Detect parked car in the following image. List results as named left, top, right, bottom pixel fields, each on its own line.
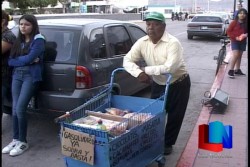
left=4, top=18, right=149, bottom=116
left=188, top=11, right=204, bottom=19
left=188, top=13, right=196, bottom=19
left=229, top=12, right=234, bottom=20
left=210, top=12, right=232, bottom=34
left=187, top=14, right=229, bottom=39
left=210, top=12, right=230, bottom=20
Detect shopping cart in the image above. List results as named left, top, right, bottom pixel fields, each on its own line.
left=55, top=68, right=172, bottom=167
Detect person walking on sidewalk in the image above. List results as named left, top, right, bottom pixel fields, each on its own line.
left=171, top=12, right=175, bottom=21
left=227, top=8, right=248, bottom=78
left=123, top=11, right=191, bottom=155
left=2, top=10, right=16, bottom=118
left=2, top=14, right=45, bottom=156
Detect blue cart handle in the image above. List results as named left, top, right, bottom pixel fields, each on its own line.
left=109, top=68, right=172, bottom=107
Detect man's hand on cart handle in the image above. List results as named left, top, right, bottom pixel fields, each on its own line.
left=138, top=72, right=150, bottom=84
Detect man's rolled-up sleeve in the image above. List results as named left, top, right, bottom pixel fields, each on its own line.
left=123, top=40, right=144, bottom=77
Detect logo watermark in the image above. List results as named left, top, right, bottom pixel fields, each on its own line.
left=198, top=121, right=232, bottom=152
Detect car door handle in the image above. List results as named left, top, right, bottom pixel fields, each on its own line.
left=95, top=63, right=100, bottom=70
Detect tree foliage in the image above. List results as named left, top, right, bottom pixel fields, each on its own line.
left=30, top=0, right=58, bottom=8
left=7, top=0, right=58, bottom=9
left=8, top=0, right=30, bottom=9
left=58, top=0, right=69, bottom=5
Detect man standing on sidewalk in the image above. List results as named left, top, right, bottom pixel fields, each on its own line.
left=123, top=11, right=191, bottom=155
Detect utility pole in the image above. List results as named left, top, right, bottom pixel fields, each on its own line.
left=175, top=0, right=177, bottom=12
left=194, top=0, right=197, bottom=13
left=207, top=0, right=210, bottom=12
left=79, top=0, right=81, bottom=13
left=192, top=0, right=197, bottom=13
left=233, top=0, right=236, bottom=13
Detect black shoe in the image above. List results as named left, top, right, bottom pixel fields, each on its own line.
left=228, top=70, right=235, bottom=79
left=234, top=69, right=246, bottom=76
left=164, top=145, right=173, bottom=155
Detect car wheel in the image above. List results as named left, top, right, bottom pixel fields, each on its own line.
left=111, top=86, right=121, bottom=95
left=187, top=34, right=193, bottom=39
left=111, top=89, right=118, bottom=95
left=3, top=106, right=12, bottom=115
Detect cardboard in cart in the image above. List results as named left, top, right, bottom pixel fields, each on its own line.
left=61, top=127, right=95, bottom=165
left=86, top=110, right=126, bottom=122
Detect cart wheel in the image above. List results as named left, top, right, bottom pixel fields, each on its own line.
left=157, top=156, right=166, bottom=167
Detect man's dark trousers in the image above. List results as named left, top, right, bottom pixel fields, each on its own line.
left=151, top=75, right=191, bottom=146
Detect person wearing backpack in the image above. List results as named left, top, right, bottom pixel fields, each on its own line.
left=2, top=14, right=45, bottom=156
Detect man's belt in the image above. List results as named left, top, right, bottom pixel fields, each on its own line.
left=171, top=73, right=189, bottom=85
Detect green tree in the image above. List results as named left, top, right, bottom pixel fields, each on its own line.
left=30, top=0, right=58, bottom=8
left=8, top=0, right=57, bottom=9
left=8, top=0, right=30, bottom=9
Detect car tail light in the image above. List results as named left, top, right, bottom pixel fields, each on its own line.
left=76, top=66, right=92, bottom=89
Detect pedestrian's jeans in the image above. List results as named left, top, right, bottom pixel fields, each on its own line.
left=12, top=67, right=38, bottom=143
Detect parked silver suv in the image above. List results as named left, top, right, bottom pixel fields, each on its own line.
left=4, top=19, right=148, bottom=116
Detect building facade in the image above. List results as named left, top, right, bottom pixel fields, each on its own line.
left=81, top=0, right=148, bottom=13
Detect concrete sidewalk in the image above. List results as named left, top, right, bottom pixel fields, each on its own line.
left=177, top=47, right=248, bottom=167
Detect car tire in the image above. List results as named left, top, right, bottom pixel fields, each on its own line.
left=187, top=34, right=193, bottom=39
left=111, top=90, right=118, bottom=95
left=3, top=106, right=12, bottom=115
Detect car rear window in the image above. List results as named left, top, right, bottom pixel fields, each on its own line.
left=192, top=16, right=223, bottom=23
left=40, top=28, right=80, bottom=62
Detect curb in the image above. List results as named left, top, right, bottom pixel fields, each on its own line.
left=176, top=45, right=232, bottom=167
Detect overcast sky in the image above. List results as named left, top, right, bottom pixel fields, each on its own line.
left=148, top=0, right=248, bottom=12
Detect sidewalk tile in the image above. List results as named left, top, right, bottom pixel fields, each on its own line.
left=228, top=157, right=247, bottom=167
left=193, top=159, right=212, bottom=167
left=211, top=162, right=229, bottom=167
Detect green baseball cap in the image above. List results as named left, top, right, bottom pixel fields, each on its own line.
left=144, top=11, right=165, bottom=23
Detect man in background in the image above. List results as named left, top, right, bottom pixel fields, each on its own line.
left=234, top=3, right=242, bottom=19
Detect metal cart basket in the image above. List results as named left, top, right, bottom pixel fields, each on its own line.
left=56, top=68, right=172, bottom=167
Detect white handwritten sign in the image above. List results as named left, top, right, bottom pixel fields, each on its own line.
left=61, top=127, right=95, bottom=165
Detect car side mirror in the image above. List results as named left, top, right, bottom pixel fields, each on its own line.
left=225, top=20, right=229, bottom=24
